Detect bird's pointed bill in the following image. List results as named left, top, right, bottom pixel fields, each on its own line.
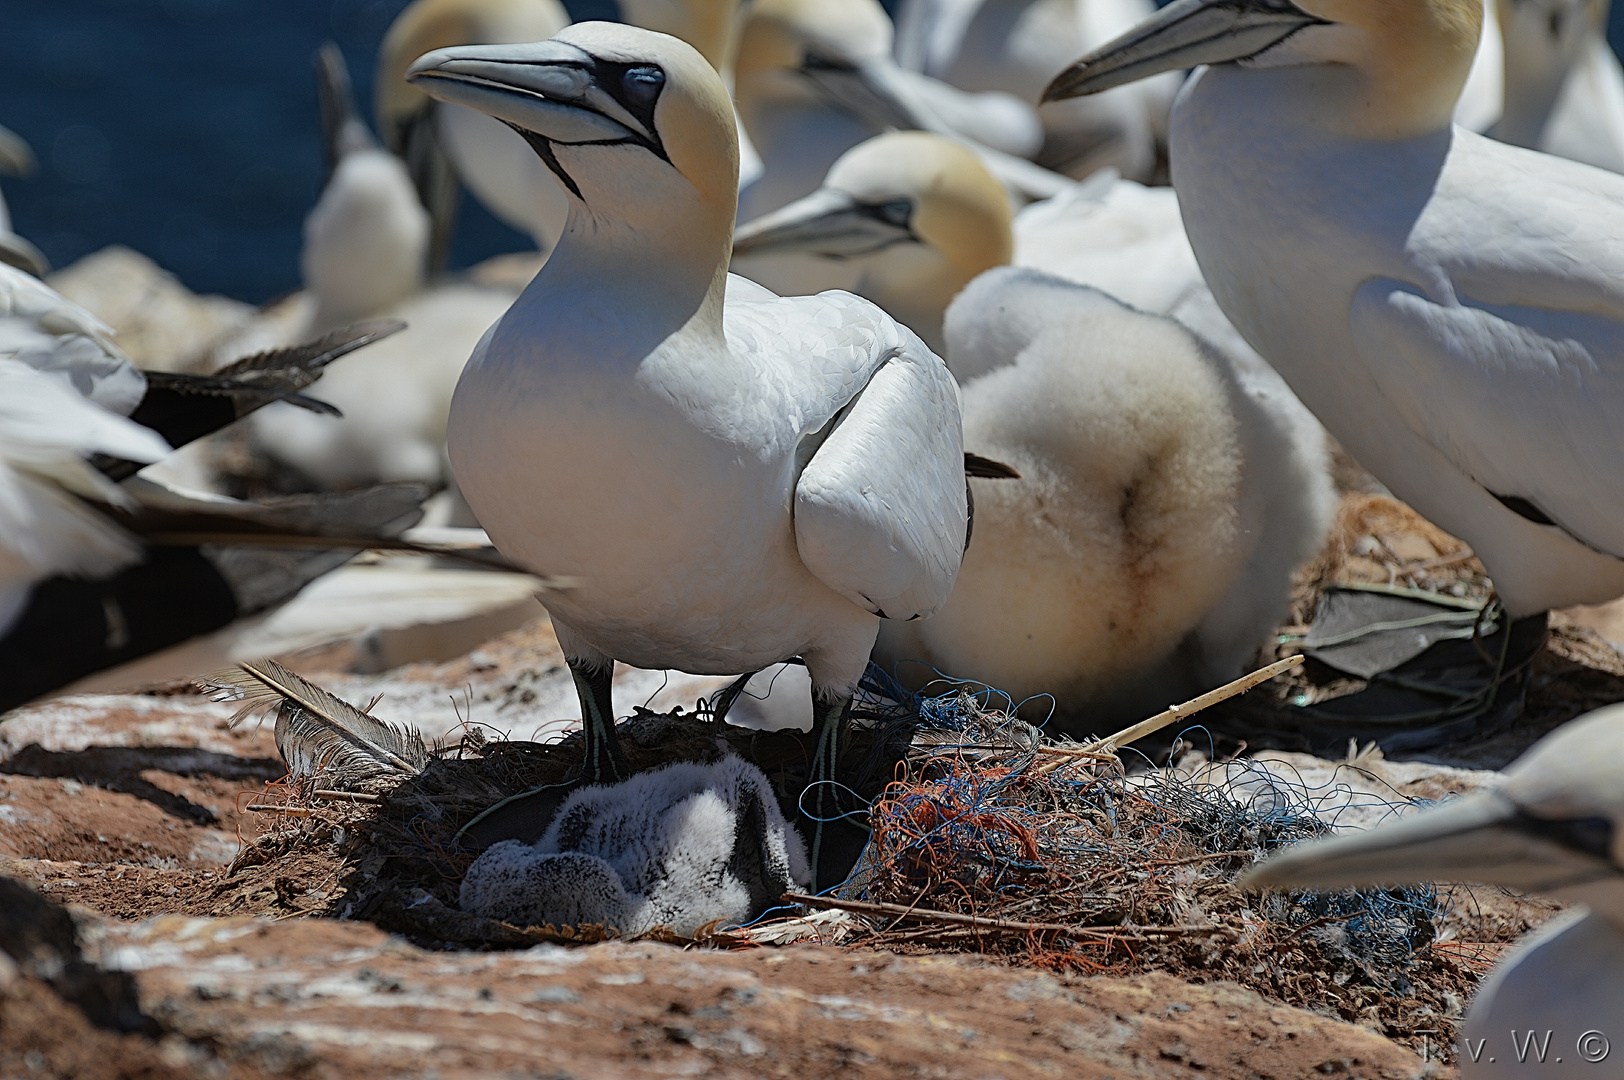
left=1238, top=790, right=1620, bottom=896
left=1042, top=0, right=1327, bottom=102
left=407, top=40, right=660, bottom=150
left=800, top=57, right=933, bottom=134
left=0, top=232, right=49, bottom=279
left=0, top=124, right=36, bottom=177
left=733, top=189, right=915, bottom=260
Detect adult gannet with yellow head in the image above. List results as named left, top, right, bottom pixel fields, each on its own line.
left=407, top=25, right=968, bottom=878
left=1045, top=0, right=1624, bottom=620
left=735, top=132, right=1333, bottom=725
left=1241, top=704, right=1624, bottom=1076
left=733, top=0, right=1071, bottom=222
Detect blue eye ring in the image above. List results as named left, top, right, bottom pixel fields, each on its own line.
left=622, top=65, right=665, bottom=108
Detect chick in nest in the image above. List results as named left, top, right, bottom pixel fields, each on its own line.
left=459, top=755, right=809, bottom=937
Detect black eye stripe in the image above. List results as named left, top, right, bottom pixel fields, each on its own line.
left=489, top=57, right=671, bottom=164
left=802, top=51, right=858, bottom=74
left=866, top=199, right=913, bottom=228
left=591, top=58, right=669, bottom=160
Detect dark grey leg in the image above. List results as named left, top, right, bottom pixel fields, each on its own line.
left=802, top=691, right=851, bottom=886
left=569, top=657, right=628, bottom=785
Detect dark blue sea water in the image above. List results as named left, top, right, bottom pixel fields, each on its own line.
left=3, top=2, right=1622, bottom=304
left=0, top=0, right=615, bottom=302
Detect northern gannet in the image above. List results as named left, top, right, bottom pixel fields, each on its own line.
left=307, top=44, right=432, bottom=335
left=1493, top=0, right=1624, bottom=172
left=408, top=24, right=967, bottom=880
left=377, top=0, right=574, bottom=270
left=733, top=0, right=1069, bottom=222
left=1241, top=703, right=1624, bottom=1077
left=378, top=0, right=754, bottom=273
left=1046, top=0, right=1624, bottom=618
left=0, top=124, right=47, bottom=278
left=892, top=0, right=1181, bottom=181
left=248, top=45, right=520, bottom=495
left=733, top=133, right=1332, bottom=723
left=735, top=132, right=1014, bottom=353
left=0, top=261, right=424, bottom=708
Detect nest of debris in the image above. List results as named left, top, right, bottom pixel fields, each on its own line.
left=217, top=673, right=913, bottom=949
left=796, top=686, right=1480, bottom=1058
left=202, top=655, right=1519, bottom=1061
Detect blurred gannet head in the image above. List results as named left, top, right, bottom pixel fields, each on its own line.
left=1241, top=703, right=1624, bottom=925
left=409, top=24, right=740, bottom=266
left=735, top=0, right=895, bottom=77
left=732, top=132, right=1011, bottom=350
left=734, top=0, right=903, bottom=127
left=1044, top=0, right=1485, bottom=139
left=619, top=0, right=743, bottom=71
left=376, top=0, right=572, bottom=149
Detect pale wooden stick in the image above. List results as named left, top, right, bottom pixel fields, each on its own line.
left=1036, top=654, right=1303, bottom=775
left=245, top=803, right=316, bottom=817
left=782, top=892, right=1234, bottom=942
left=311, top=789, right=380, bottom=803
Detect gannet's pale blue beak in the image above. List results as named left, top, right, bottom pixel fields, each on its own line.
left=733, top=188, right=917, bottom=260
left=1043, top=0, right=1327, bottom=102
left=1238, top=789, right=1620, bottom=896
left=407, top=40, right=668, bottom=161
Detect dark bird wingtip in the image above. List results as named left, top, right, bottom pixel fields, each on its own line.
left=964, top=452, right=1021, bottom=480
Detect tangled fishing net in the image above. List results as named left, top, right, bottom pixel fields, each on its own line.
left=810, top=674, right=1479, bottom=1051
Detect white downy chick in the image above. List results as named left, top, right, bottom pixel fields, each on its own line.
left=459, top=755, right=809, bottom=935
left=879, top=268, right=1332, bottom=726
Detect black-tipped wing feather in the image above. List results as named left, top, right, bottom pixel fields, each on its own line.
left=96, top=320, right=406, bottom=480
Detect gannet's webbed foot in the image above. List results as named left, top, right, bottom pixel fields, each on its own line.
left=569, top=656, right=629, bottom=785
left=802, top=691, right=853, bottom=890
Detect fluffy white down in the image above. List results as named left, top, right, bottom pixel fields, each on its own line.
left=458, top=756, right=810, bottom=936
left=876, top=268, right=1333, bottom=727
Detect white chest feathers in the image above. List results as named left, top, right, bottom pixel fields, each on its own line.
left=458, top=755, right=810, bottom=936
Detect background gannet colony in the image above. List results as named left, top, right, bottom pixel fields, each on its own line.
left=9, top=1, right=1624, bottom=1075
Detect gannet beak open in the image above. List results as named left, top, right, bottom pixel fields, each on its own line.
left=733, top=187, right=914, bottom=259
left=408, top=39, right=670, bottom=195
left=1238, top=789, right=1619, bottom=896
left=1042, top=0, right=1328, bottom=102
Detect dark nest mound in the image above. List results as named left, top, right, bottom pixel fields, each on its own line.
left=217, top=658, right=1486, bottom=1062
left=811, top=688, right=1481, bottom=1062
left=222, top=695, right=914, bottom=948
